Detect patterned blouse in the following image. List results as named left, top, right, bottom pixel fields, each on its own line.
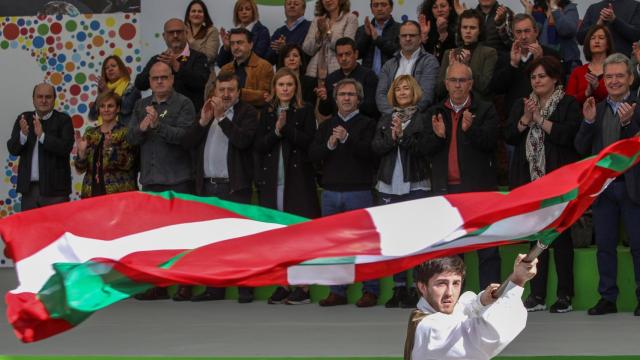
left=74, top=121, right=138, bottom=198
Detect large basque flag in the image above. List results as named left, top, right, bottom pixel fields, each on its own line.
left=2, top=137, right=640, bottom=343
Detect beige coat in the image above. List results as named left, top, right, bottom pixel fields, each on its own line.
left=302, top=12, right=358, bottom=78
left=187, top=26, right=220, bottom=64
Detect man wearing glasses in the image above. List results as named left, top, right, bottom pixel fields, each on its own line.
left=423, top=62, right=500, bottom=290
left=376, top=20, right=439, bottom=115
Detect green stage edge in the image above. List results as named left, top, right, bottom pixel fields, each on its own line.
left=1, top=356, right=640, bottom=360
left=169, top=244, right=638, bottom=312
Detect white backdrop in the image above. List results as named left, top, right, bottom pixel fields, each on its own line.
left=0, top=0, right=599, bottom=267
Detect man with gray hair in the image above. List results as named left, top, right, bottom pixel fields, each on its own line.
left=575, top=53, right=640, bottom=317
left=309, top=78, right=379, bottom=308
left=424, top=62, right=501, bottom=290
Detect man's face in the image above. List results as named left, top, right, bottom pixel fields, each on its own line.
left=336, top=44, right=358, bottom=73
left=370, top=0, right=392, bottom=23
left=418, top=271, right=463, bottom=315
left=460, top=17, right=480, bottom=45
left=284, top=0, right=305, bottom=19
left=230, top=33, right=253, bottom=62
left=33, top=84, right=55, bottom=114
left=604, top=63, right=633, bottom=99
left=513, top=18, right=538, bottom=49
left=163, top=20, right=187, bottom=52
left=214, top=79, right=240, bottom=109
left=149, top=63, right=174, bottom=97
left=399, top=23, right=421, bottom=54
left=335, top=83, right=359, bottom=114
left=445, top=64, right=473, bottom=102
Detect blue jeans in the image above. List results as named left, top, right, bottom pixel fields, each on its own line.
left=322, top=190, right=378, bottom=296
left=592, top=180, right=640, bottom=302
left=377, top=189, right=430, bottom=285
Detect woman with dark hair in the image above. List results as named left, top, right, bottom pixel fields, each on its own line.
left=255, top=68, right=320, bottom=305
left=435, top=9, right=497, bottom=102
left=75, top=91, right=138, bottom=198
left=277, top=43, right=318, bottom=105
left=418, top=0, right=458, bottom=63
left=91, top=54, right=140, bottom=125
left=216, top=0, right=270, bottom=67
left=302, top=0, right=358, bottom=80
left=505, top=55, right=580, bottom=314
left=184, top=0, right=220, bottom=65
left=566, top=24, right=614, bottom=105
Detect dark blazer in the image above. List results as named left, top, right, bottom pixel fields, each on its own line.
left=7, top=110, right=74, bottom=197
left=424, top=98, right=499, bottom=194
left=318, top=64, right=380, bottom=120
left=372, top=112, right=431, bottom=186
left=355, top=16, right=400, bottom=72
left=134, top=48, right=210, bottom=112
left=217, top=21, right=271, bottom=67
left=254, top=103, right=320, bottom=218
left=575, top=94, right=640, bottom=204
left=576, top=0, right=640, bottom=57
left=505, top=95, right=581, bottom=188
left=183, top=101, right=259, bottom=195
left=491, top=45, right=562, bottom=112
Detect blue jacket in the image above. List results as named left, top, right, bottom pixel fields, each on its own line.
left=264, top=19, right=311, bottom=65
left=540, top=3, right=580, bottom=64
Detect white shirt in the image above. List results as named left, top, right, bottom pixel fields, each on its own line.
left=395, top=48, right=421, bottom=78
left=244, top=21, right=257, bottom=32
left=20, top=111, right=52, bottom=181
left=411, top=281, right=527, bottom=360
left=203, top=106, right=235, bottom=178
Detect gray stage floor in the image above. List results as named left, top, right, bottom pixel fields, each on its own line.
left=1, top=268, right=638, bottom=357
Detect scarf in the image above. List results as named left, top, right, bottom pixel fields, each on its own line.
left=96, top=78, right=129, bottom=126
left=392, top=105, right=418, bottom=130
left=525, top=85, right=564, bottom=180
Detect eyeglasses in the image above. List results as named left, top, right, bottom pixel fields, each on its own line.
left=446, top=77, right=471, bottom=84
left=400, top=33, right=420, bottom=38
left=150, top=75, right=170, bottom=82
left=337, top=92, right=357, bottom=97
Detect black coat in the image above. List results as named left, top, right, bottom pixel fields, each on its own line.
left=575, top=94, right=640, bottom=204
left=424, top=98, right=499, bottom=194
left=355, top=17, right=400, bottom=71
left=372, top=112, right=431, bottom=186
left=505, top=95, right=581, bottom=188
left=254, top=103, right=320, bottom=218
left=134, top=49, right=210, bottom=112
left=318, top=64, right=380, bottom=120
left=183, top=101, right=259, bottom=195
left=7, top=110, right=74, bottom=197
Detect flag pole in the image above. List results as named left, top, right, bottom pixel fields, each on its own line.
left=491, top=241, right=548, bottom=299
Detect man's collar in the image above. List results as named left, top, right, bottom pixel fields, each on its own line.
left=401, top=47, right=420, bottom=60
left=179, top=44, right=190, bottom=57
left=152, top=90, right=174, bottom=104
left=607, top=92, right=631, bottom=106
left=338, top=109, right=359, bottom=122
left=417, top=297, right=437, bottom=315
left=235, top=52, right=253, bottom=67
left=285, top=16, right=306, bottom=31
left=36, top=111, right=54, bottom=120
left=244, top=20, right=257, bottom=32
left=342, top=63, right=359, bottom=76
left=373, top=17, right=391, bottom=29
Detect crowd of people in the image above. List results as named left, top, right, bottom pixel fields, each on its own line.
left=6, top=0, right=640, bottom=317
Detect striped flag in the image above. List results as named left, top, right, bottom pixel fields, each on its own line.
left=2, top=137, right=640, bottom=343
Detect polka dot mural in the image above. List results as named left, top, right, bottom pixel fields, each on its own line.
left=0, top=13, right=141, bottom=218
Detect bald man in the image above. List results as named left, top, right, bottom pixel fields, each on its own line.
left=135, top=18, right=209, bottom=111
left=7, top=83, right=74, bottom=211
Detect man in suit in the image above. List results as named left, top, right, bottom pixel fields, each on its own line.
left=355, top=0, right=400, bottom=75
left=135, top=18, right=209, bottom=112
left=7, top=83, right=74, bottom=211
left=576, top=0, right=640, bottom=58
left=220, top=28, right=274, bottom=111
left=424, top=62, right=501, bottom=291
left=575, top=53, right=640, bottom=317
left=182, top=71, right=259, bottom=304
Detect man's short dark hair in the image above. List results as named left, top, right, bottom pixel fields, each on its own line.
left=414, top=256, right=466, bottom=284
left=370, top=0, right=393, bottom=7
left=512, top=13, right=536, bottom=31
left=228, top=27, right=253, bottom=43
left=400, top=20, right=421, bottom=35
left=457, top=9, right=485, bottom=44
left=335, top=37, right=357, bottom=52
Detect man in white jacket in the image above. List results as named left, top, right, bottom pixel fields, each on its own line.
left=406, top=254, right=538, bottom=360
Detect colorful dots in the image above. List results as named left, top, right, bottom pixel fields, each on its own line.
left=49, top=72, right=63, bottom=85
left=3, top=23, right=19, bottom=40
left=105, top=17, right=116, bottom=28
left=119, top=23, right=136, bottom=41
left=80, top=93, right=89, bottom=102
left=65, top=41, right=73, bottom=50
left=71, top=115, right=84, bottom=129
left=65, top=62, right=75, bottom=72
left=108, top=30, right=116, bottom=38
left=57, top=53, right=66, bottom=62
left=32, top=36, right=44, bottom=48
left=37, top=23, right=48, bottom=36
left=70, top=84, right=81, bottom=96
left=70, top=97, right=78, bottom=106
left=92, top=35, right=104, bottom=47
left=50, top=22, right=62, bottom=34
left=90, top=20, right=100, bottom=31
left=20, top=27, right=28, bottom=36
left=76, top=31, right=87, bottom=42
left=65, top=20, right=77, bottom=32
left=46, top=36, right=54, bottom=45
left=64, top=74, right=72, bottom=82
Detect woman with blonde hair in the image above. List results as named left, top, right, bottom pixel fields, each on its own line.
left=372, top=74, right=430, bottom=309
left=216, top=0, right=270, bottom=67
left=255, top=68, right=320, bottom=305
left=184, top=0, right=220, bottom=65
